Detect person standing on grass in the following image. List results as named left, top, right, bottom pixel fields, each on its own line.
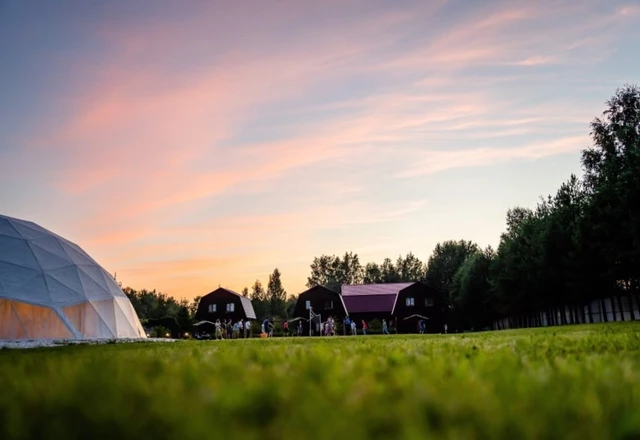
left=283, top=320, right=289, bottom=337
left=215, top=319, right=222, bottom=340
left=297, top=320, right=303, bottom=336
left=361, top=320, right=368, bottom=335
left=268, top=318, right=274, bottom=337
left=345, top=315, right=351, bottom=336
left=382, top=319, right=390, bottom=335
left=351, top=319, right=357, bottom=335
left=444, top=323, right=448, bottom=334
left=419, top=319, right=425, bottom=334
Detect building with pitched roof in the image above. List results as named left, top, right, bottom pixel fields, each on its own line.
left=292, top=285, right=348, bottom=335
left=341, top=281, right=445, bottom=333
left=195, top=287, right=257, bottom=325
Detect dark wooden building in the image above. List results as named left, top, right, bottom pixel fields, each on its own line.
left=293, top=285, right=347, bottom=335
left=342, top=282, right=445, bottom=333
left=195, top=287, right=257, bottom=325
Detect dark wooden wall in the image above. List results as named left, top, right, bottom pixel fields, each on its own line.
left=195, top=288, right=253, bottom=322
left=293, top=286, right=347, bottom=320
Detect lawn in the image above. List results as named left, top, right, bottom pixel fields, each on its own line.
left=2, top=323, right=640, bottom=440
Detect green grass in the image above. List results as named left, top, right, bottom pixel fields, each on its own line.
left=2, top=323, right=640, bottom=440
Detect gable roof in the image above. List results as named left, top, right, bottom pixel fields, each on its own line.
left=341, top=282, right=416, bottom=314
left=343, top=294, right=396, bottom=314
left=298, top=285, right=348, bottom=315
left=203, top=287, right=256, bottom=319
left=341, top=282, right=414, bottom=296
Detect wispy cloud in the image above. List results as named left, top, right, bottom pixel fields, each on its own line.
left=395, top=135, right=589, bottom=178
left=2, top=0, right=637, bottom=298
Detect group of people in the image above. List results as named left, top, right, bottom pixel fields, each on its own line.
left=201, top=316, right=447, bottom=339
left=314, top=316, right=377, bottom=336
left=341, top=316, right=372, bottom=336
left=261, top=317, right=305, bottom=337
left=212, top=318, right=251, bottom=339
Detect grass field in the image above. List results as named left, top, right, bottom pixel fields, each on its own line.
left=2, top=323, right=640, bottom=440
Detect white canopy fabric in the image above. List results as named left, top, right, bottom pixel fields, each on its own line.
left=0, top=214, right=147, bottom=340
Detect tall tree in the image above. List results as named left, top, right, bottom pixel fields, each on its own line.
left=307, top=255, right=340, bottom=291
left=581, top=84, right=640, bottom=298
left=364, top=262, right=383, bottom=284
left=189, top=296, right=202, bottom=317
left=267, top=268, right=287, bottom=318
left=250, top=279, right=269, bottom=318
left=451, top=246, right=495, bottom=329
left=396, top=252, right=426, bottom=281
left=425, top=240, right=479, bottom=305
left=306, top=252, right=364, bottom=292
left=380, top=258, right=399, bottom=282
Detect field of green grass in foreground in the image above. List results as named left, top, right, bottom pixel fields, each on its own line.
left=2, top=323, right=640, bottom=440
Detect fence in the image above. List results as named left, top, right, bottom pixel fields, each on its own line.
left=492, top=295, right=640, bottom=330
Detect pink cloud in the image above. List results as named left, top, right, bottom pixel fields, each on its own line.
left=395, top=135, right=589, bottom=178
left=11, top=0, right=635, bottom=300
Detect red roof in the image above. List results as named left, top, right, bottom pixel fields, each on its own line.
left=343, top=294, right=396, bottom=313
left=341, top=283, right=416, bottom=314
left=341, top=283, right=414, bottom=296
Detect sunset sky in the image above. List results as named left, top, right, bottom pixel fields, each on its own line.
left=1, top=0, right=638, bottom=301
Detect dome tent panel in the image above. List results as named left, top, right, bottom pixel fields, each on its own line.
left=0, top=265, right=52, bottom=305
left=115, top=297, right=147, bottom=337
left=89, top=299, right=118, bottom=336
left=0, top=299, right=28, bottom=339
left=9, top=300, right=73, bottom=339
left=75, top=265, right=118, bottom=302
left=0, top=217, right=23, bottom=239
left=28, top=238, right=77, bottom=270
left=0, top=236, right=40, bottom=270
left=44, top=268, right=88, bottom=306
left=113, top=298, right=138, bottom=337
left=61, top=241, right=100, bottom=267
left=98, top=269, right=128, bottom=298
left=8, top=220, right=53, bottom=240
left=30, top=236, right=73, bottom=262
left=63, top=301, right=116, bottom=338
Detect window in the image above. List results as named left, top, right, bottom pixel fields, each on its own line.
left=226, top=303, right=235, bottom=312
left=425, top=298, right=434, bottom=307
left=406, top=297, right=415, bottom=307
left=305, top=300, right=311, bottom=310
left=325, top=300, right=333, bottom=309
left=208, top=304, right=217, bottom=313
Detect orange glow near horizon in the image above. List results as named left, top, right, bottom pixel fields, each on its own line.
left=1, top=1, right=638, bottom=300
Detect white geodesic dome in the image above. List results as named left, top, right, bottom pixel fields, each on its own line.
left=0, top=214, right=147, bottom=340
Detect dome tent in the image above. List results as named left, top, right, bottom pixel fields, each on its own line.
left=0, top=214, right=146, bottom=340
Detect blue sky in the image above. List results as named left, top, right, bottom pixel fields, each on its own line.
left=1, top=0, right=638, bottom=299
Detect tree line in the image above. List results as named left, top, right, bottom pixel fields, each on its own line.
left=306, top=85, right=640, bottom=330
